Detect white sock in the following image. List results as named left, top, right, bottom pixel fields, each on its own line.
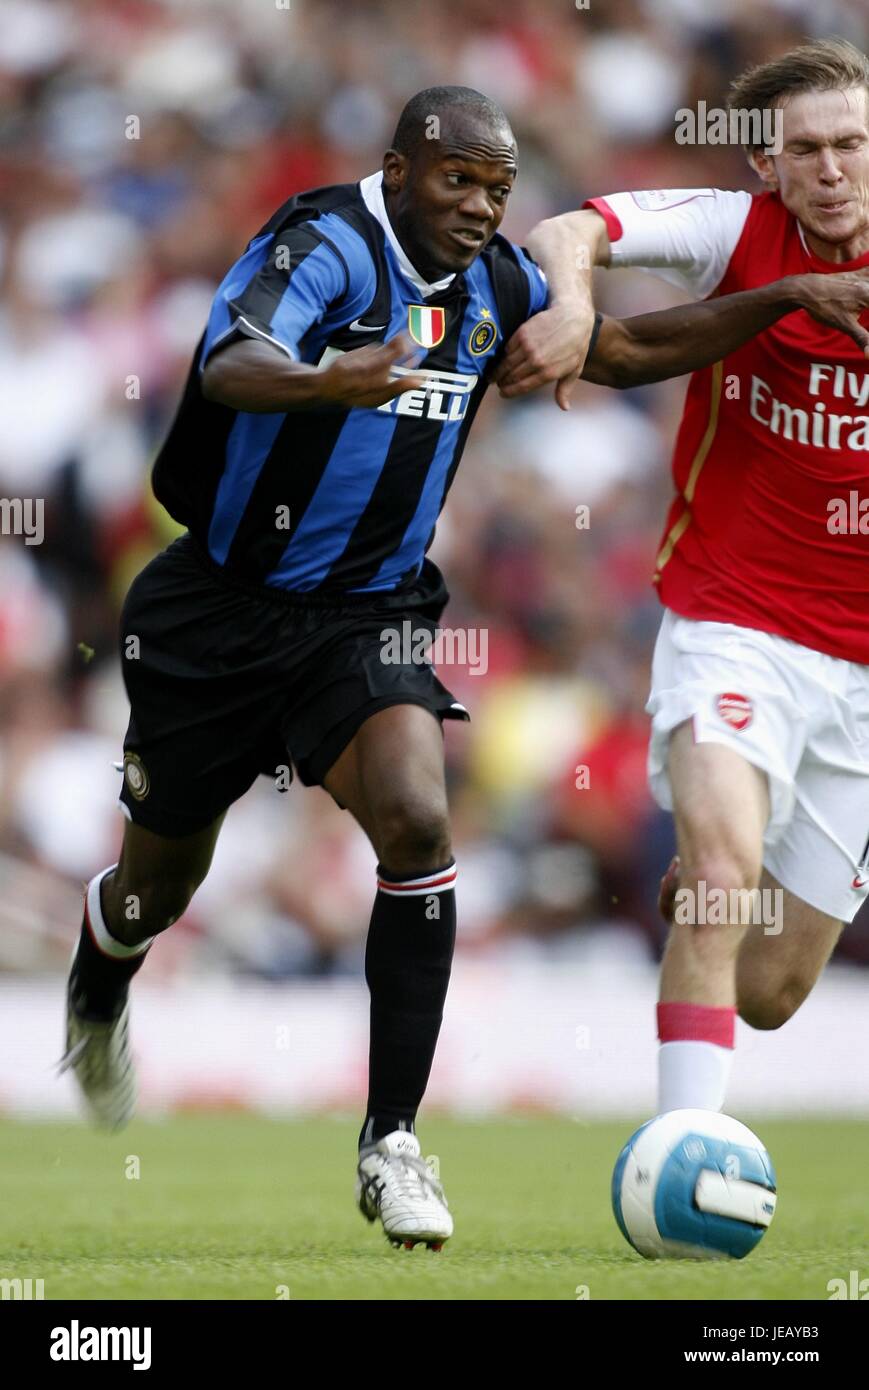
left=658, top=1040, right=733, bottom=1113
left=86, top=865, right=155, bottom=958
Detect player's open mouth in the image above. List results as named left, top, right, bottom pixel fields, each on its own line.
left=449, top=228, right=486, bottom=248
left=816, top=201, right=849, bottom=213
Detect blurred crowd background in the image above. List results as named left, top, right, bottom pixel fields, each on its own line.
left=1, top=0, right=868, bottom=985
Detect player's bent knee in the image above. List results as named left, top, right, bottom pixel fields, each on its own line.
left=738, top=979, right=806, bottom=1031
left=667, top=857, right=758, bottom=961
left=675, top=854, right=762, bottom=921
left=376, top=796, right=452, bottom=874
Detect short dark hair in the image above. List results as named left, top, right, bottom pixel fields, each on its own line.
left=391, top=86, right=511, bottom=158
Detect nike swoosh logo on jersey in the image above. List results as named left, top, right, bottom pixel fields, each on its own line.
left=348, top=319, right=387, bottom=332
left=852, top=874, right=869, bottom=890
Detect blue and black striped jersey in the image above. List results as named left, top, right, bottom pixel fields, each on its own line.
left=152, top=173, right=549, bottom=595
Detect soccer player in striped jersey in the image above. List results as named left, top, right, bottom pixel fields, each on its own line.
left=499, top=39, right=869, bottom=1123
left=62, top=82, right=869, bottom=1248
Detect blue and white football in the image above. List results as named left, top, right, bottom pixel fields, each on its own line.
left=612, top=1109, right=777, bottom=1260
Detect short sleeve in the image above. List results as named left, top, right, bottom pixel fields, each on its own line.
left=583, top=188, right=753, bottom=298
left=200, top=225, right=348, bottom=368
left=516, top=245, right=550, bottom=316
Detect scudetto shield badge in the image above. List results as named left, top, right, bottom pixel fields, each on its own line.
left=407, top=304, right=446, bottom=349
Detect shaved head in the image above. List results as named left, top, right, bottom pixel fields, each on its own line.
left=391, top=86, right=513, bottom=160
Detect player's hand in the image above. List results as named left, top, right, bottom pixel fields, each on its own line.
left=493, top=301, right=597, bottom=410
left=318, top=333, right=428, bottom=408
left=791, top=270, right=869, bottom=356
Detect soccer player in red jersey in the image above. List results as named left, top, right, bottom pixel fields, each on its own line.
left=499, top=38, right=869, bottom=1115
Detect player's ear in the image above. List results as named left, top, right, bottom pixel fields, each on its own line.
left=748, top=146, right=778, bottom=191
left=382, top=150, right=409, bottom=195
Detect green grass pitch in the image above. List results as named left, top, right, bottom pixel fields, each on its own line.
left=1, top=1115, right=866, bottom=1300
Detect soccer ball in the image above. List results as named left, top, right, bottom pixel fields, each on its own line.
left=612, top=1109, right=777, bottom=1260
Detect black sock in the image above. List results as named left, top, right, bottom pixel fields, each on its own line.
left=359, top=861, right=457, bottom=1151
left=70, top=869, right=153, bottom=1022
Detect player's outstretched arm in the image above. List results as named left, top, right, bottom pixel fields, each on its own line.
left=201, top=335, right=426, bottom=413
left=494, top=209, right=611, bottom=410
left=582, top=271, right=869, bottom=389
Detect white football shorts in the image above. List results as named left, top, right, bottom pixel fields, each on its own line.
left=646, top=609, right=869, bottom=923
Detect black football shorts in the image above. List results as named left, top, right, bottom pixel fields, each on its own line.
left=117, top=534, right=469, bottom=837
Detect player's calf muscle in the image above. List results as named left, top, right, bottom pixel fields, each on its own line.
left=101, top=870, right=199, bottom=945
left=736, top=882, right=843, bottom=1029
left=737, top=978, right=806, bottom=1031
left=100, top=819, right=223, bottom=945
left=738, top=946, right=823, bottom=1029
left=663, top=914, right=749, bottom=985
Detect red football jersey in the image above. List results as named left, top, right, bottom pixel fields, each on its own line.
left=586, top=189, right=869, bottom=664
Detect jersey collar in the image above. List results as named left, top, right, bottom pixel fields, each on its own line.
left=359, top=171, right=456, bottom=299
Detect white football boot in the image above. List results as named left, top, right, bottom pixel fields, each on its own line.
left=59, top=971, right=137, bottom=1131
left=356, top=1131, right=453, bottom=1250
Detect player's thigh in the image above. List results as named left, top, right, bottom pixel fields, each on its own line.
left=668, top=720, right=770, bottom=884
left=736, top=869, right=843, bottom=1026
left=323, top=704, right=450, bottom=862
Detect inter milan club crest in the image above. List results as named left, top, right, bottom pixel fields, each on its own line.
left=469, top=307, right=498, bottom=356
left=407, top=304, right=446, bottom=349
left=123, top=751, right=150, bottom=800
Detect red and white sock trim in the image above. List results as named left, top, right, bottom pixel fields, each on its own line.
left=85, top=865, right=155, bottom=960
left=376, top=862, right=457, bottom=898
left=657, top=1001, right=736, bottom=1049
